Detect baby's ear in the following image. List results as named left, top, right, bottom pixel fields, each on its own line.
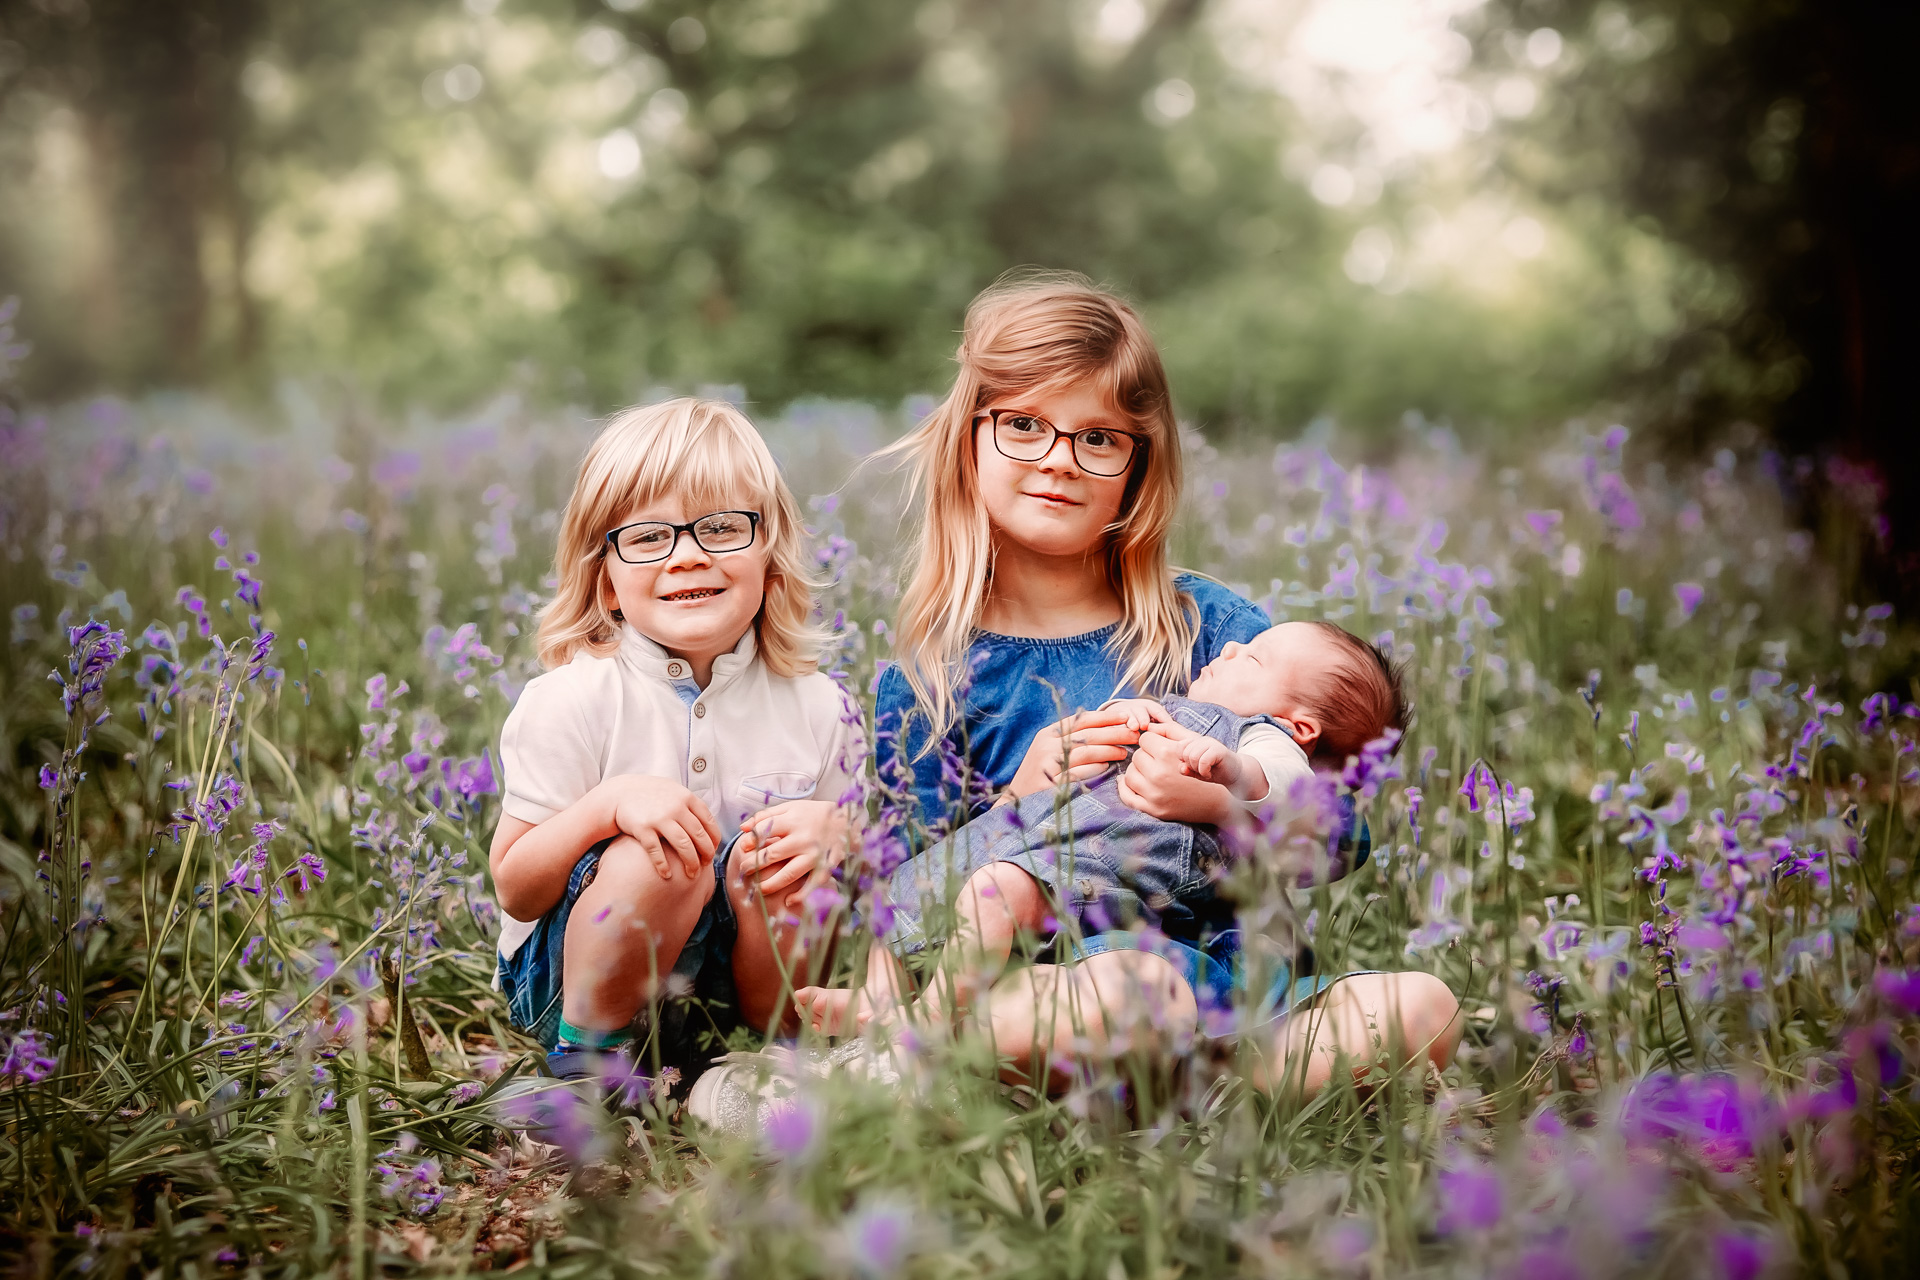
left=1282, top=715, right=1322, bottom=754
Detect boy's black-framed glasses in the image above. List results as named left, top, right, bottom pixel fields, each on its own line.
left=974, top=409, right=1145, bottom=477
left=605, top=510, right=762, bottom=564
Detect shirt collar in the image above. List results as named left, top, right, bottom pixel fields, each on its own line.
left=617, top=624, right=756, bottom=689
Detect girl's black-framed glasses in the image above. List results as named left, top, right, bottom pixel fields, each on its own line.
left=605, top=510, right=762, bottom=564
left=974, top=409, right=1145, bottom=477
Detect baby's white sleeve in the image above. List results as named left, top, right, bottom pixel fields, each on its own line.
left=810, top=681, right=871, bottom=810
left=1235, top=722, right=1313, bottom=810
left=498, top=675, right=603, bottom=825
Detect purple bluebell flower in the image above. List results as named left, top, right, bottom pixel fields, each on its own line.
left=844, top=1199, right=914, bottom=1277
left=1340, top=728, right=1402, bottom=799
left=1672, top=582, right=1705, bottom=620
left=0, top=1029, right=57, bottom=1083
left=1458, top=759, right=1497, bottom=813
left=365, top=673, right=408, bottom=712
left=1714, top=1231, right=1771, bottom=1280
left=1434, top=1163, right=1501, bottom=1233
left=1875, top=969, right=1920, bottom=1016
left=764, top=1097, right=819, bottom=1161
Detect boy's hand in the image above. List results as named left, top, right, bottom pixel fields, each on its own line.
left=733, top=799, right=848, bottom=897
left=1006, top=702, right=1168, bottom=799
left=602, top=775, right=722, bottom=880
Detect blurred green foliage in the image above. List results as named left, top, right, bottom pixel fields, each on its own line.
left=0, top=0, right=1829, bottom=437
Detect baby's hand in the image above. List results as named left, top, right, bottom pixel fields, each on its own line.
left=1105, top=698, right=1171, bottom=734
left=1179, top=737, right=1242, bottom=789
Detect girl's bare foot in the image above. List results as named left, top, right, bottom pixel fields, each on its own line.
left=793, top=944, right=910, bottom=1036
left=792, top=985, right=857, bottom=1034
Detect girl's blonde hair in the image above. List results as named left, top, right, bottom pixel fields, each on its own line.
left=884, top=272, right=1194, bottom=738
left=536, top=398, right=821, bottom=675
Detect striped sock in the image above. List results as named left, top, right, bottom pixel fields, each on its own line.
left=554, top=1018, right=628, bottom=1051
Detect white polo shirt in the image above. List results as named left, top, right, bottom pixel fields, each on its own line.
left=494, top=625, right=865, bottom=960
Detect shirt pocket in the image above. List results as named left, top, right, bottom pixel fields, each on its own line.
left=738, top=772, right=818, bottom=806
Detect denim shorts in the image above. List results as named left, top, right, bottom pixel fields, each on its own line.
left=495, top=833, right=746, bottom=1070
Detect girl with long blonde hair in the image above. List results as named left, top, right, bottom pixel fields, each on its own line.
left=876, top=272, right=1268, bottom=829
left=488, top=398, right=864, bottom=1089
left=779, top=275, right=1460, bottom=1105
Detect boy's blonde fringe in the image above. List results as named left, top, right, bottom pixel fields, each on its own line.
left=879, top=271, right=1196, bottom=744
left=536, top=397, right=822, bottom=676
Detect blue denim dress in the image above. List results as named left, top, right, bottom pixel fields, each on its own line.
left=874, top=574, right=1271, bottom=833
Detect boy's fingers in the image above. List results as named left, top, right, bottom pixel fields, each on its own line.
left=660, top=823, right=699, bottom=876
left=757, top=854, right=814, bottom=895
left=684, top=814, right=717, bottom=860
left=638, top=833, right=671, bottom=879
left=687, top=796, right=724, bottom=847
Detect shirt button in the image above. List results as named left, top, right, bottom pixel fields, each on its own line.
left=692, top=756, right=707, bottom=773
left=667, top=661, right=684, bottom=678
left=694, top=703, right=706, bottom=718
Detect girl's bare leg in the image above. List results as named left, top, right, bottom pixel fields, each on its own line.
left=1250, top=971, right=1462, bottom=1096
left=975, top=950, right=1198, bottom=1090
left=561, top=835, right=713, bottom=1035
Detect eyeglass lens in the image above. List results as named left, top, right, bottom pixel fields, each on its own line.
left=613, top=512, right=755, bottom=562
left=993, top=413, right=1137, bottom=476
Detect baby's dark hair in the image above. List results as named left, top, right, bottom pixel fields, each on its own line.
left=1302, top=621, right=1409, bottom=764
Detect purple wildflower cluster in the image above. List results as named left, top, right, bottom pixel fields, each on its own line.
left=375, top=1133, right=447, bottom=1217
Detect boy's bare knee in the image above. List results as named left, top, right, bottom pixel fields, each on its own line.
left=597, top=835, right=714, bottom=902
left=1393, top=971, right=1461, bottom=1063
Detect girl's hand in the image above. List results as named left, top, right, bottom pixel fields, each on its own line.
left=733, top=799, right=848, bottom=897
left=1116, top=721, right=1235, bottom=825
left=602, top=774, right=722, bottom=880
left=1005, top=703, right=1168, bottom=799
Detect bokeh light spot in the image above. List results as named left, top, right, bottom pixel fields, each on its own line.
left=597, top=129, right=643, bottom=180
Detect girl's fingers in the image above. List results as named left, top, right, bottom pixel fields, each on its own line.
left=1067, top=744, right=1129, bottom=767
left=1069, top=724, right=1145, bottom=747
left=1063, top=762, right=1112, bottom=783
left=1068, top=705, right=1139, bottom=730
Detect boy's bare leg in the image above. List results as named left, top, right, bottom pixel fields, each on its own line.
left=562, top=835, right=714, bottom=1035
left=728, top=865, right=845, bottom=1035
left=794, top=861, right=1052, bottom=1035
left=1249, top=971, right=1462, bottom=1096
left=975, top=950, right=1198, bottom=1090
